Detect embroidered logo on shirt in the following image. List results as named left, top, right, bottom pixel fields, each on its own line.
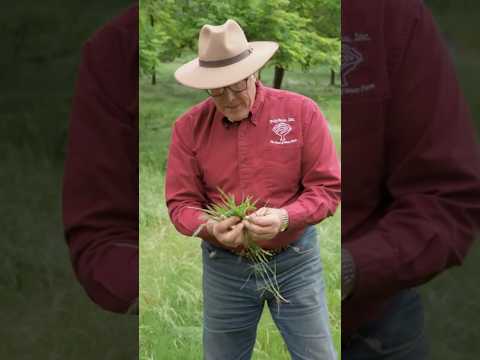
left=341, top=33, right=376, bottom=95
left=270, top=118, right=298, bottom=144
left=341, top=43, right=363, bottom=87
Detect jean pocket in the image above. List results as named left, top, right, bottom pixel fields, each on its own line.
left=201, top=240, right=217, bottom=258
left=201, top=240, right=236, bottom=261
left=289, top=226, right=318, bottom=255
left=357, top=289, right=427, bottom=356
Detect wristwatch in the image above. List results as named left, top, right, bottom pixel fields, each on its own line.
left=342, top=248, right=356, bottom=301
left=279, top=209, right=289, bottom=232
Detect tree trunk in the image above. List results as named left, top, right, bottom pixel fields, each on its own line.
left=273, top=66, right=285, bottom=89
left=150, top=13, right=156, bottom=85
left=330, top=69, right=335, bottom=86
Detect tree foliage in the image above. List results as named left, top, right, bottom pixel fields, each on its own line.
left=139, top=0, right=340, bottom=86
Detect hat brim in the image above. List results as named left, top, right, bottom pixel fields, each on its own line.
left=174, top=41, right=279, bottom=89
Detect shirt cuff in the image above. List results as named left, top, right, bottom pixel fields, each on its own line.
left=343, top=230, right=399, bottom=301
left=282, top=203, right=308, bottom=230
left=88, top=244, right=139, bottom=311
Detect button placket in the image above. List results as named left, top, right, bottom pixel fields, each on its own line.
left=238, top=121, right=250, bottom=190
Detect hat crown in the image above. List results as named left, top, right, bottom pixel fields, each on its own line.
left=198, top=19, right=249, bottom=61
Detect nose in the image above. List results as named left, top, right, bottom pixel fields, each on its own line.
left=224, top=88, right=235, bottom=102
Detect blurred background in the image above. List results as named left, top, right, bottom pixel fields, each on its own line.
left=425, top=0, right=479, bottom=133
left=420, top=1, right=480, bottom=359
left=0, top=1, right=137, bottom=359
left=0, top=0, right=478, bottom=359
left=139, top=1, right=341, bottom=359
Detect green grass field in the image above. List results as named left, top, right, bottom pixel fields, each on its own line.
left=139, top=60, right=341, bottom=359
left=0, top=2, right=138, bottom=359
left=418, top=6, right=480, bottom=359
left=2, top=3, right=478, bottom=359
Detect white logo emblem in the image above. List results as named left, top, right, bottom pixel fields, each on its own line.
left=341, top=34, right=376, bottom=95
left=341, top=43, right=363, bottom=87
left=273, top=123, right=292, bottom=143
left=269, top=118, right=298, bottom=144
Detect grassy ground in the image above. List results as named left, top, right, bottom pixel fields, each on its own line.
left=0, top=2, right=137, bottom=359
left=418, top=5, right=480, bottom=359
left=139, top=59, right=341, bottom=359
left=2, top=2, right=478, bottom=359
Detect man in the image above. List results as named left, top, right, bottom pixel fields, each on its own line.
left=165, top=19, right=341, bottom=359
left=63, top=4, right=139, bottom=314
left=341, top=0, right=480, bottom=358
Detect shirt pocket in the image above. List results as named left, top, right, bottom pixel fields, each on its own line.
left=261, top=143, right=303, bottom=199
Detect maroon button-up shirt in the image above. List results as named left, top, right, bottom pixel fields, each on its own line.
left=165, top=81, right=341, bottom=250
left=63, top=5, right=138, bottom=313
left=342, top=0, right=480, bottom=335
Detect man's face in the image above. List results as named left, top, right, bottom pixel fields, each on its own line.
left=209, top=75, right=257, bottom=122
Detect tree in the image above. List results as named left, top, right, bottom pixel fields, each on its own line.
left=140, top=0, right=193, bottom=82
left=289, top=0, right=341, bottom=85
left=189, top=0, right=341, bottom=88
left=140, top=0, right=340, bottom=89
left=139, top=0, right=161, bottom=84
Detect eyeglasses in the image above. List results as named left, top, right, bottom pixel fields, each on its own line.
left=206, top=78, right=249, bottom=97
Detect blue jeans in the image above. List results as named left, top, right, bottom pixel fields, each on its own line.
left=342, top=289, right=429, bottom=360
left=202, top=226, right=337, bottom=360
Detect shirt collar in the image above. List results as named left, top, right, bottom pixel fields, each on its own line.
left=212, top=80, right=266, bottom=128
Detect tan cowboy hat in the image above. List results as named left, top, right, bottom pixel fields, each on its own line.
left=175, top=19, right=278, bottom=89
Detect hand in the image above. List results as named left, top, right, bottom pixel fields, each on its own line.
left=206, top=216, right=245, bottom=249
left=243, top=207, right=287, bottom=243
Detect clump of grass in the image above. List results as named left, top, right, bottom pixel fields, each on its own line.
left=192, top=188, right=288, bottom=303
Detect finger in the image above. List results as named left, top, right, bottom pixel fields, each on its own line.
left=225, top=222, right=244, bottom=244
left=251, top=233, right=274, bottom=241
left=216, top=216, right=241, bottom=233
left=232, top=227, right=247, bottom=246
left=249, top=233, right=275, bottom=245
left=247, top=207, right=269, bottom=219
left=258, top=207, right=270, bottom=216
left=246, top=214, right=277, bottom=227
left=244, top=220, right=273, bottom=235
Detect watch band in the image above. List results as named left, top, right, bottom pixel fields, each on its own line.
left=342, top=248, right=356, bottom=301
left=279, top=209, right=289, bottom=232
